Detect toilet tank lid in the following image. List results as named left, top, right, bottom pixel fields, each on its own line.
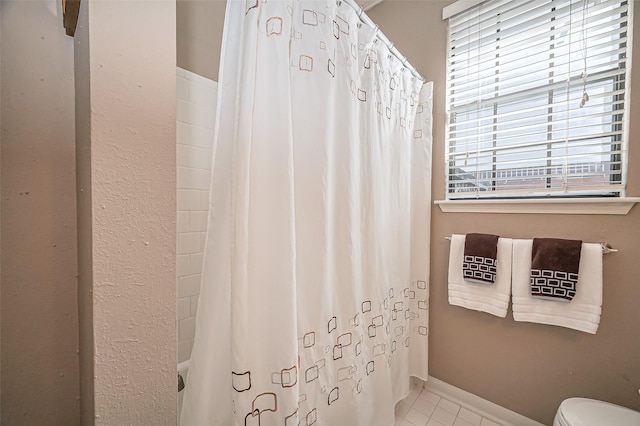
left=560, top=398, right=640, bottom=426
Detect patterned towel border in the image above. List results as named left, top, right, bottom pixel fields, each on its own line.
left=463, top=233, right=499, bottom=284
left=530, top=238, right=582, bottom=302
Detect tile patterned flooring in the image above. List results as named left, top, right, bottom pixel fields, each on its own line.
left=395, top=383, right=503, bottom=426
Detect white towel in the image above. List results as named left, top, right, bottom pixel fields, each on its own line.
left=512, top=239, right=603, bottom=334
left=448, top=234, right=513, bottom=318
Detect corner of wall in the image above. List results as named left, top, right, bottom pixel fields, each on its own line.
left=176, top=0, right=226, bottom=81
left=73, top=0, right=95, bottom=423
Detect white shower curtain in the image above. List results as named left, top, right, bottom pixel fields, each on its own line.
left=181, top=0, right=432, bottom=425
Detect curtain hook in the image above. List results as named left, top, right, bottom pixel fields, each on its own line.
left=336, top=0, right=342, bottom=6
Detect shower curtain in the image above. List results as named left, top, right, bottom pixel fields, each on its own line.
left=181, top=0, right=432, bottom=425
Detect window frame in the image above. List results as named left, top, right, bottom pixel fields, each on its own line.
left=442, top=0, right=634, bottom=205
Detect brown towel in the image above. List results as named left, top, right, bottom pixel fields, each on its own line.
left=530, top=238, right=582, bottom=302
left=463, top=233, right=500, bottom=284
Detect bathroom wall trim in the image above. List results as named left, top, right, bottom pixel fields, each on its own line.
left=435, top=197, right=640, bottom=215
left=425, top=376, right=545, bottom=426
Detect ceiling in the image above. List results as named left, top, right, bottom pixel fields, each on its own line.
left=355, top=0, right=384, bottom=11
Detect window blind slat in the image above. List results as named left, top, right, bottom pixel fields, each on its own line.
left=449, top=61, right=627, bottom=107
left=448, top=135, right=625, bottom=160
left=449, top=67, right=628, bottom=113
left=449, top=106, right=626, bottom=139
left=449, top=163, right=625, bottom=176
left=449, top=0, right=625, bottom=50
left=448, top=98, right=627, bottom=142
left=449, top=88, right=626, bottom=122
left=447, top=186, right=625, bottom=200
left=448, top=29, right=628, bottom=90
left=449, top=152, right=625, bottom=169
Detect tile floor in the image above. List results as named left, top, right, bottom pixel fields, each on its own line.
left=394, top=384, right=503, bottom=426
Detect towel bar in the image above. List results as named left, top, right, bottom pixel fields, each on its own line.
left=443, top=236, right=618, bottom=254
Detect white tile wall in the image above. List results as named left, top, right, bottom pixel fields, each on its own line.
left=176, top=67, right=217, bottom=363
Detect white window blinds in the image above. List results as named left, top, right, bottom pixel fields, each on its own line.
left=445, top=0, right=632, bottom=199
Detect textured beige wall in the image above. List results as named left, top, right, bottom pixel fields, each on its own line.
left=0, top=0, right=80, bottom=424
left=74, top=1, right=177, bottom=423
left=369, top=1, right=640, bottom=424
left=177, top=0, right=226, bottom=81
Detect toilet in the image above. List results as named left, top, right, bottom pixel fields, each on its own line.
left=554, top=397, right=640, bottom=426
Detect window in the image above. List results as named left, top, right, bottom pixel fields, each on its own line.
left=445, top=0, right=631, bottom=199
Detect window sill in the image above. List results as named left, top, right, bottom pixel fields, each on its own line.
left=434, top=197, right=640, bottom=215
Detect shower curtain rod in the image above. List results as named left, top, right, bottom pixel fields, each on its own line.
left=341, top=0, right=426, bottom=83
left=443, top=236, right=618, bottom=254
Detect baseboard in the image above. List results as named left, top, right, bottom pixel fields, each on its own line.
left=424, top=376, right=545, bottom=426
